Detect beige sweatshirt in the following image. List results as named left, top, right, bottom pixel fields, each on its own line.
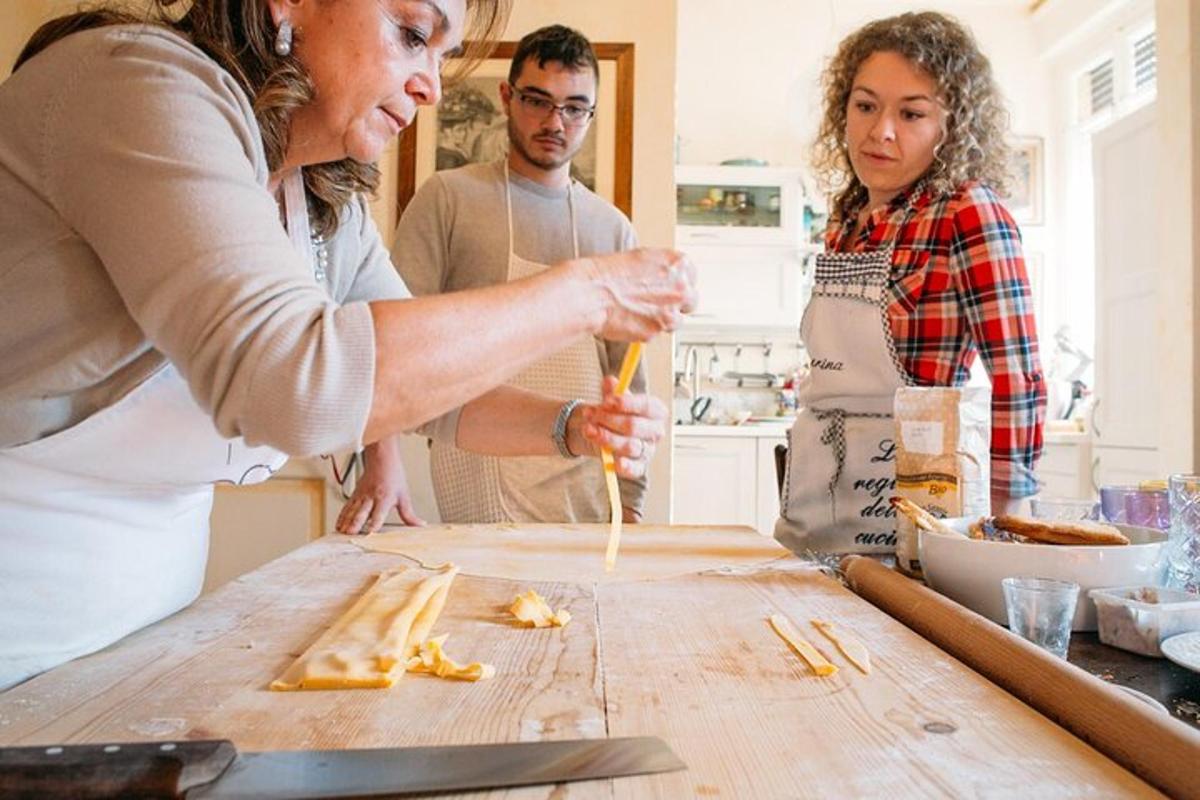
left=0, top=25, right=409, bottom=455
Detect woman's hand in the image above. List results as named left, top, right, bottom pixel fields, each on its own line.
left=576, top=248, right=698, bottom=342
left=568, top=376, right=666, bottom=480
left=335, top=437, right=426, bottom=534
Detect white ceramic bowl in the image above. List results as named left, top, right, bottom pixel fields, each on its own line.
left=918, top=519, right=1168, bottom=631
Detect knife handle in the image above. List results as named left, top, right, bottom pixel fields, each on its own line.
left=0, top=739, right=236, bottom=799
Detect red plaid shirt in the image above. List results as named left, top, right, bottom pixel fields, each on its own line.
left=827, top=181, right=1046, bottom=499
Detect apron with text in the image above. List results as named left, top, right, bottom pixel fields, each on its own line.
left=0, top=171, right=319, bottom=690
left=775, top=199, right=917, bottom=555
left=430, top=163, right=608, bottom=523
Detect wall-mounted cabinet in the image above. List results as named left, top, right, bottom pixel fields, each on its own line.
left=676, top=165, right=819, bottom=332
left=676, top=165, right=814, bottom=248
left=682, top=245, right=811, bottom=330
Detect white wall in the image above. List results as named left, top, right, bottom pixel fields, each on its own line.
left=1033, top=0, right=1199, bottom=474
left=1032, top=0, right=1155, bottom=384
left=676, top=0, right=1049, bottom=167
left=676, top=0, right=1056, bottom=347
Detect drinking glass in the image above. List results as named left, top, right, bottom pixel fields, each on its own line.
left=1002, top=576, right=1079, bottom=658
left=1099, top=485, right=1169, bottom=530
left=1029, top=496, right=1100, bottom=522
left=1168, top=474, right=1200, bottom=592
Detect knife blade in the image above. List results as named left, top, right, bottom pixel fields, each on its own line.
left=0, top=736, right=686, bottom=799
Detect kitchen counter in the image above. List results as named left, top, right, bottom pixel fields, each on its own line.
left=0, top=524, right=1165, bottom=797
left=675, top=421, right=791, bottom=438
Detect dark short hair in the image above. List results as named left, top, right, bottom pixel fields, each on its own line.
left=508, top=24, right=599, bottom=86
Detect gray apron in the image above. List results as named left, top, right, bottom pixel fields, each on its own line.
left=775, top=199, right=917, bottom=554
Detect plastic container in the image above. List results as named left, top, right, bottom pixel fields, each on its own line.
left=1088, top=585, right=1200, bottom=657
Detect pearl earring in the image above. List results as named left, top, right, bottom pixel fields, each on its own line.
left=274, top=19, right=293, bottom=57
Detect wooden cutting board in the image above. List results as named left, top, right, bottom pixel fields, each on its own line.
left=352, top=523, right=791, bottom=583
left=0, top=528, right=1161, bottom=798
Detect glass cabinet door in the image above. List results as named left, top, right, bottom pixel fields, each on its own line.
left=676, top=182, right=783, bottom=229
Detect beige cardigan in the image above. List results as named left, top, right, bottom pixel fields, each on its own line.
left=0, top=25, right=414, bottom=454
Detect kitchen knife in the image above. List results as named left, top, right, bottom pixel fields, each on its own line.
left=0, top=735, right=686, bottom=799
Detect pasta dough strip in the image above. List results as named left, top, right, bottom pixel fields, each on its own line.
left=811, top=619, right=871, bottom=675
left=603, top=342, right=643, bottom=572
left=271, top=566, right=460, bottom=690
left=510, top=589, right=571, bottom=628
left=769, top=614, right=838, bottom=677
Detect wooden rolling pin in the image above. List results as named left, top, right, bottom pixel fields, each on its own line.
left=841, top=555, right=1200, bottom=800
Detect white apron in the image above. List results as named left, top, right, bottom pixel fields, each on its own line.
left=430, top=163, right=608, bottom=523
left=0, top=171, right=319, bottom=690
left=775, top=201, right=917, bottom=555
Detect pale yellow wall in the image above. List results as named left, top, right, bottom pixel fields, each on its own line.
left=4, top=1, right=145, bottom=75
left=4, top=1, right=64, bottom=75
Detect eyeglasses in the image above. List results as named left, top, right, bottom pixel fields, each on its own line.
left=508, top=84, right=595, bottom=126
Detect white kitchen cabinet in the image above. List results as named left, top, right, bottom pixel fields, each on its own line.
left=205, top=459, right=329, bottom=592
left=681, top=244, right=810, bottom=330
left=676, top=165, right=808, bottom=248
left=675, top=165, right=817, bottom=331
left=672, top=427, right=787, bottom=535
left=1037, top=433, right=1095, bottom=498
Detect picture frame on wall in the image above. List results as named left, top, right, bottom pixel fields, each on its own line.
left=395, top=42, right=635, bottom=219
left=1004, top=136, right=1044, bottom=226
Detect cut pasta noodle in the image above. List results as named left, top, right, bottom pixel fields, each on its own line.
left=603, top=342, right=643, bottom=572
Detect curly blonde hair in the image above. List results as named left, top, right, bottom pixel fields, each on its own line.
left=17, top=0, right=510, bottom=237
left=812, top=11, right=1011, bottom=218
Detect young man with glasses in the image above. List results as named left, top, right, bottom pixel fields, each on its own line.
left=338, top=25, right=647, bottom=530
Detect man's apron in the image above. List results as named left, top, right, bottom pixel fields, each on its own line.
left=430, top=163, right=607, bottom=523
left=775, top=200, right=917, bottom=555
left=0, top=171, right=324, bottom=690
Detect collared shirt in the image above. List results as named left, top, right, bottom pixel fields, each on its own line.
left=827, top=180, right=1046, bottom=498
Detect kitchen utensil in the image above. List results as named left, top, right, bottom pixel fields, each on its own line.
left=0, top=736, right=686, bottom=799
left=690, top=396, right=712, bottom=424
left=1002, top=576, right=1079, bottom=658
left=919, top=518, right=1168, bottom=630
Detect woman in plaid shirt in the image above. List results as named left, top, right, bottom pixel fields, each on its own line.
left=776, top=12, right=1045, bottom=555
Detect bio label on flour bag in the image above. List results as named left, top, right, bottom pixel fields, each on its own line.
left=893, top=387, right=991, bottom=577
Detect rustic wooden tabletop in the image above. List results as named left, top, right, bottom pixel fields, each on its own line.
left=0, top=525, right=1165, bottom=797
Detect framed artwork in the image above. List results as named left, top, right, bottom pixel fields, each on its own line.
left=1004, top=136, right=1044, bottom=226
left=395, top=42, right=635, bottom=218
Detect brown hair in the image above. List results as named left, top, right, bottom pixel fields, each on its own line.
left=507, top=24, right=598, bottom=85
left=811, top=11, right=1011, bottom=218
left=16, top=0, right=511, bottom=237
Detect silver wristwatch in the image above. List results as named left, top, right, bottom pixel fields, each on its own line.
left=552, top=399, right=583, bottom=458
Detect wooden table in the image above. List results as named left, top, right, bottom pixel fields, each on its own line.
left=0, top=525, right=1164, bottom=797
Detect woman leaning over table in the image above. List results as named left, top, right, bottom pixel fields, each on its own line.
left=0, top=0, right=695, bottom=691
left=776, top=11, right=1046, bottom=556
